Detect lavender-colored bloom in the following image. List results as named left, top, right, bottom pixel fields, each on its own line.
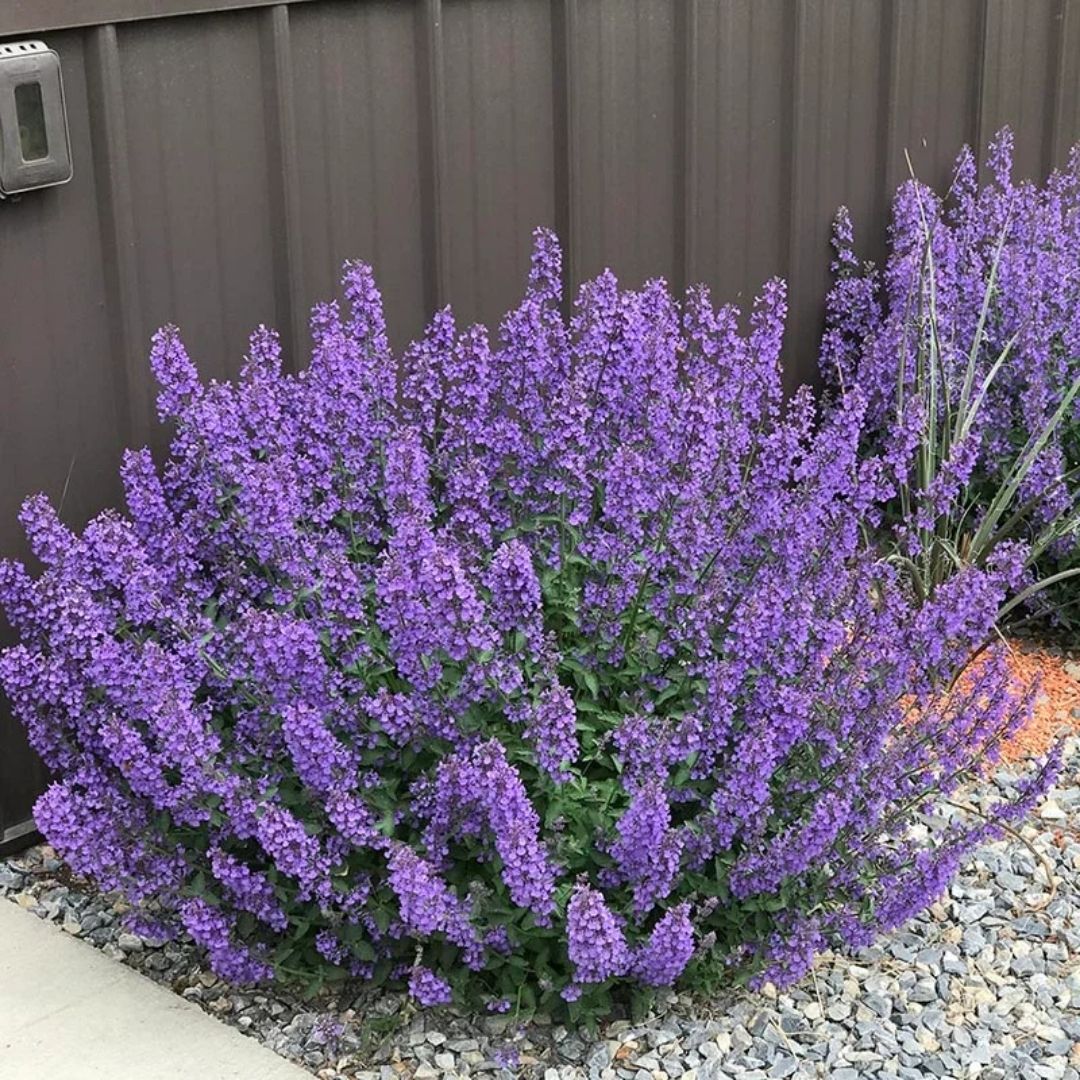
left=609, top=780, right=683, bottom=915
left=752, top=915, right=828, bottom=989
left=387, top=844, right=456, bottom=936
left=632, top=903, right=694, bottom=986
left=149, top=326, right=201, bottom=420
left=526, top=682, right=578, bottom=780
left=325, top=789, right=379, bottom=849
left=315, top=929, right=348, bottom=965
left=209, top=847, right=288, bottom=932
left=180, top=898, right=272, bottom=984
left=384, top=428, right=435, bottom=527
left=18, top=492, right=78, bottom=568
left=281, top=702, right=350, bottom=794
left=469, top=741, right=558, bottom=919
left=566, top=883, right=630, bottom=983
left=407, top=966, right=453, bottom=1007
left=386, top=843, right=484, bottom=965
left=485, top=539, right=543, bottom=639
left=255, top=805, right=328, bottom=900
left=492, top=1045, right=520, bottom=1071
left=361, top=688, right=422, bottom=747
left=729, top=787, right=854, bottom=900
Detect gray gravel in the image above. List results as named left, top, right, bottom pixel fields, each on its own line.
left=4, top=736, right=1078, bottom=1080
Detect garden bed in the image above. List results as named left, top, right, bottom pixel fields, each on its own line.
left=5, top=736, right=1077, bottom=1080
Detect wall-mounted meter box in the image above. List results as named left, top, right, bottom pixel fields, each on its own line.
left=0, top=41, right=72, bottom=197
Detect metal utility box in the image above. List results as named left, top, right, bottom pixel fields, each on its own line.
left=0, top=40, right=72, bottom=196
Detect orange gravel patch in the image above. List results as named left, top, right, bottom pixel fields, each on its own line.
left=998, top=641, right=1080, bottom=763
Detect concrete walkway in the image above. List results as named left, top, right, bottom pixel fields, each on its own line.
left=0, top=900, right=310, bottom=1080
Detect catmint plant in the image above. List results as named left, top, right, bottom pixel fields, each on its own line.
left=821, top=129, right=1080, bottom=622
left=0, top=227, right=1054, bottom=1022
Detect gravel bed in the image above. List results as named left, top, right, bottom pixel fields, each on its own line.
left=4, top=737, right=1079, bottom=1080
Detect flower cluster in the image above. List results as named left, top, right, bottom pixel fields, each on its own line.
left=821, top=130, right=1080, bottom=619
left=0, top=225, right=1050, bottom=1019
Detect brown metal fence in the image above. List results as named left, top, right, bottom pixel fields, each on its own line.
left=2, top=0, right=1079, bottom=849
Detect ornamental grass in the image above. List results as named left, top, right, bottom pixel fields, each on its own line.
left=821, top=130, right=1080, bottom=624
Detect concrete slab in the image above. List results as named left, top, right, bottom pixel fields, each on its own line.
left=0, top=900, right=310, bottom=1079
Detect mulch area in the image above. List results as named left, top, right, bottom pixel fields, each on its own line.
left=999, top=639, right=1080, bottom=762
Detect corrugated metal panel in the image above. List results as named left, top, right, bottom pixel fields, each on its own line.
left=2, top=0, right=1079, bottom=847
left=291, top=0, right=428, bottom=350
left=120, top=11, right=280, bottom=387
left=978, top=0, right=1064, bottom=180
left=783, top=0, right=891, bottom=388
left=442, top=0, right=557, bottom=331
left=1051, top=0, right=1080, bottom=167
left=886, top=0, right=982, bottom=193
left=574, top=0, right=678, bottom=289
left=691, top=0, right=789, bottom=310
left=0, top=1, right=319, bottom=37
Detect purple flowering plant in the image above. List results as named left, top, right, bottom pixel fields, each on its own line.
left=821, top=130, right=1080, bottom=624
left=0, top=226, right=1056, bottom=1022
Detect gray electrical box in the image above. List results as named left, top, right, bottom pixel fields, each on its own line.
left=0, top=40, right=72, bottom=197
